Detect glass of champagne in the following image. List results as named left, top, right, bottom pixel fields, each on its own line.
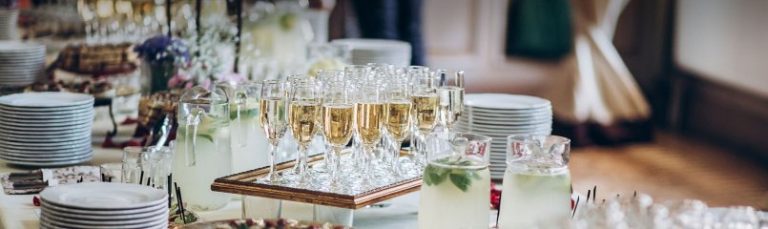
left=287, top=80, right=322, bottom=183
left=437, top=70, right=465, bottom=132
left=354, top=82, right=385, bottom=184
left=384, top=80, right=412, bottom=176
left=321, top=81, right=356, bottom=185
left=259, top=80, right=288, bottom=183
left=410, top=72, right=440, bottom=166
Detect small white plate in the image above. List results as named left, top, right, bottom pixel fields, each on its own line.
left=0, top=137, right=92, bottom=147
left=0, top=146, right=91, bottom=157
left=0, top=154, right=91, bottom=167
left=464, top=93, right=551, bottom=110
left=42, top=207, right=168, bottom=226
left=41, top=199, right=168, bottom=216
left=0, top=131, right=90, bottom=142
left=40, top=214, right=167, bottom=229
left=40, top=182, right=168, bottom=210
left=0, top=92, right=94, bottom=108
left=0, top=117, right=92, bottom=127
left=0, top=150, right=92, bottom=161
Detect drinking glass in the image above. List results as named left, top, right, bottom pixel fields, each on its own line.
left=287, top=80, right=322, bottom=183
left=259, top=80, right=289, bottom=183
left=498, top=135, right=572, bottom=228
left=383, top=80, right=412, bottom=176
left=354, top=82, right=385, bottom=183
left=410, top=71, right=440, bottom=166
left=437, top=70, right=465, bottom=132
left=123, top=146, right=174, bottom=189
left=418, top=133, right=492, bottom=229
left=321, top=81, right=356, bottom=185
left=171, top=86, right=232, bottom=211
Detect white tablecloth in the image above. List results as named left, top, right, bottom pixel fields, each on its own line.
left=0, top=108, right=420, bottom=229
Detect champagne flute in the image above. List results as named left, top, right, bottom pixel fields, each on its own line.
left=354, top=82, right=385, bottom=184
left=259, top=80, right=288, bottom=183
left=437, top=70, right=465, bottom=132
left=410, top=72, right=440, bottom=166
left=322, top=81, right=356, bottom=185
left=288, top=81, right=321, bottom=183
left=384, top=80, right=412, bottom=176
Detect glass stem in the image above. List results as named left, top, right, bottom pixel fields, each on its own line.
left=331, top=147, right=342, bottom=184
left=267, top=143, right=277, bottom=182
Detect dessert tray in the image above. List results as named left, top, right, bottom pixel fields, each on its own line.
left=212, top=153, right=422, bottom=209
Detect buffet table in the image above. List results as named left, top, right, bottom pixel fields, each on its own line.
left=0, top=108, right=426, bottom=229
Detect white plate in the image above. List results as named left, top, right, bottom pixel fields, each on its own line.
left=40, top=214, right=167, bottom=229
left=0, top=116, right=93, bottom=126
left=41, top=199, right=168, bottom=216
left=464, top=94, right=550, bottom=110
left=0, top=146, right=91, bottom=157
left=0, top=92, right=94, bottom=108
left=0, top=101, right=93, bottom=111
left=464, top=110, right=552, bottom=119
left=0, top=123, right=91, bottom=134
left=0, top=154, right=91, bottom=167
left=0, top=139, right=91, bottom=149
left=0, top=110, right=94, bottom=119
left=0, top=131, right=90, bottom=142
left=0, top=122, right=92, bottom=132
left=41, top=182, right=168, bottom=210
left=42, top=207, right=168, bottom=226
left=0, top=151, right=93, bottom=163
left=0, top=137, right=92, bottom=147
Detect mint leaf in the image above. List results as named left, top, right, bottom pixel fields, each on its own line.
left=197, top=133, right=214, bottom=142
left=449, top=172, right=471, bottom=192
left=424, top=165, right=448, bottom=186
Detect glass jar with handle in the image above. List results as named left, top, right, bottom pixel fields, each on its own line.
left=498, top=135, right=572, bottom=228
left=418, top=133, right=492, bottom=229
left=171, top=86, right=232, bottom=211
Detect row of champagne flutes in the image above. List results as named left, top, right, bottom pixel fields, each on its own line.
left=254, top=64, right=466, bottom=191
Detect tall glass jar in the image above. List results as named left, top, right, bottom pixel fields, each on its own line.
left=218, top=81, right=270, bottom=173
left=172, top=86, right=232, bottom=211
left=498, top=135, right=572, bottom=228
left=418, top=133, right=492, bottom=229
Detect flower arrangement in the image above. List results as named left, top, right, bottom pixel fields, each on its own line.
left=134, top=35, right=189, bottom=93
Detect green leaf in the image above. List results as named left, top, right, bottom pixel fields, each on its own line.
left=197, top=133, right=214, bottom=142
left=424, top=165, right=448, bottom=186
left=449, top=173, right=471, bottom=192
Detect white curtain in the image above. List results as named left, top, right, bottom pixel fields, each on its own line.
left=542, top=0, right=650, bottom=125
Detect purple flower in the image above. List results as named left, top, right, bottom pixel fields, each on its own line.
left=134, top=35, right=189, bottom=64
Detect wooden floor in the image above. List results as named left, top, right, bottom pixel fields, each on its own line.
left=570, top=132, right=768, bottom=210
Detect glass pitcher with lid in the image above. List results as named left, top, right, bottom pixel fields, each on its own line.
left=171, top=85, right=232, bottom=211
left=498, top=135, right=572, bottom=228
left=418, top=133, right=492, bottom=229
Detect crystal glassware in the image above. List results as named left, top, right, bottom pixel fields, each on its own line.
left=287, top=80, right=322, bottom=183
left=353, top=82, right=385, bottom=184
left=171, top=86, right=232, bottom=211
left=436, top=69, right=465, bottom=133
left=409, top=70, right=440, bottom=166
left=418, top=133, right=492, bottom=229
left=259, top=80, right=289, bottom=183
left=498, top=135, right=572, bottom=228
left=321, top=81, right=356, bottom=186
left=383, top=80, right=412, bottom=176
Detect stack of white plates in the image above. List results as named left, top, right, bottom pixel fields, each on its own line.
left=0, top=9, right=19, bottom=40
left=331, top=39, right=411, bottom=67
left=0, top=92, right=94, bottom=167
left=40, top=183, right=169, bottom=229
left=0, top=41, right=46, bottom=86
left=456, top=93, right=553, bottom=179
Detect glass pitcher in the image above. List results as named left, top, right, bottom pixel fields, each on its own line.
left=171, top=86, right=232, bottom=211
left=219, top=81, right=270, bottom=173
left=498, top=135, right=572, bottom=228
left=418, top=133, right=492, bottom=229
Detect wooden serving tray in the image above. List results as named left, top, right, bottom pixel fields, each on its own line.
left=211, top=154, right=422, bottom=209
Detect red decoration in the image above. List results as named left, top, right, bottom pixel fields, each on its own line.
left=32, top=196, right=40, bottom=207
